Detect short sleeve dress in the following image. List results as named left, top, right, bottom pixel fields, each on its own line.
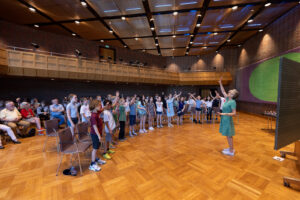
left=219, top=98, right=236, bottom=136
left=166, top=98, right=175, bottom=117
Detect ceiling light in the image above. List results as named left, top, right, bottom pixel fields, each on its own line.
left=72, top=33, right=76, bottom=36
left=151, top=27, right=155, bottom=31
left=142, top=49, right=146, bottom=52
left=191, top=34, right=194, bottom=37
left=172, top=48, right=175, bottom=51
left=126, top=8, right=141, bottom=11
left=227, top=39, right=231, bottom=42
left=247, top=19, right=253, bottom=23
left=186, top=52, right=189, bottom=55
left=109, top=30, right=113, bottom=34
left=135, top=37, right=139, bottom=40
left=81, top=1, right=87, bottom=7
left=180, top=2, right=197, bottom=6
left=158, top=53, right=161, bottom=55
left=34, top=24, right=39, bottom=28
left=216, top=50, right=219, bottom=53
left=173, top=35, right=176, bottom=38
left=29, top=7, right=36, bottom=12
left=124, top=45, right=127, bottom=48
left=155, top=4, right=172, bottom=8
left=232, top=6, right=238, bottom=10
left=259, top=29, right=263, bottom=32
left=238, top=44, right=242, bottom=47
left=196, top=23, right=201, bottom=27
left=190, top=41, right=193, bottom=44
left=100, top=40, right=104, bottom=42
left=173, top=11, right=178, bottom=16
left=265, top=2, right=271, bottom=7
left=213, top=32, right=218, bottom=35
left=186, top=46, right=189, bottom=49
left=197, top=14, right=201, bottom=17
left=155, top=43, right=158, bottom=46
left=150, top=18, right=154, bottom=21
left=203, top=46, right=207, bottom=49
left=75, top=20, right=80, bottom=24
left=104, top=9, right=119, bottom=13
left=155, top=37, right=158, bottom=39
left=121, top=16, right=126, bottom=20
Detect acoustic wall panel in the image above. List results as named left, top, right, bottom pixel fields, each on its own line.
left=275, top=58, right=300, bottom=150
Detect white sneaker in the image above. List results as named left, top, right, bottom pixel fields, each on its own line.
left=129, top=132, right=134, bottom=137
left=143, top=129, right=147, bottom=133
left=89, top=163, right=101, bottom=172
left=169, top=124, right=173, bottom=127
left=139, top=129, right=144, bottom=134
left=149, top=127, right=154, bottom=131
left=97, top=159, right=106, bottom=165
left=222, top=148, right=230, bottom=153
left=222, top=149, right=235, bottom=156
left=133, top=131, right=137, bottom=136
left=157, top=125, right=160, bottom=128
left=160, top=125, right=163, bottom=128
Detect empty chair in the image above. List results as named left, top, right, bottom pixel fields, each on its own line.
left=56, top=127, right=91, bottom=176
left=43, top=119, right=59, bottom=152
left=76, top=122, right=92, bottom=144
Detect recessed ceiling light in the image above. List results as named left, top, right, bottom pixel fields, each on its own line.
left=121, top=16, right=126, bottom=20
left=196, top=23, right=201, bottom=27
left=109, top=30, right=113, bottom=33
left=203, top=46, right=207, bottom=49
left=155, top=43, right=158, bottom=46
left=124, top=45, right=127, bottom=48
left=191, top=34, right=194, bottom=37
left=34, top=24, right=39, bottom=28
left=81, top=1, right=87, bottom=7
left=216, top=50, right=219, bottom=53
left=51, top=78, right=55, bottom=81
left=197, top=14, right=201, bottom=17
left=135, top=37, right=139, bottom=40
left=155, top=37, right=158, bottom=39
left=186, top=46, right=189, bottom=49
left=172, top=35, right=176, bottom=38
left=173, top=11, right=178, bottom=16
left=150, top=18, right=154, bottom=21
left=227, top=39, right=231, bottom=42
left=238, top=44, right=242, bottom=47
left=265, top=2, right=271, bottom=7
left=186, top=52, right=189, bottom=55
left=213, top=32, right=218, bottom=35
left=190, top=41, right=193, bottom=44
left=72, top=33, right=76, bottom=36
left=151, top=27, right=155, bottom=31
left=142, top=49, right=146, bottom=52
left=259, top=29, right=263, bottom=32
left=100, top=40, right=104, bottom=42
left=247, top=19, right=253, bottom=23
left=75, top=20, right=80, bottom=24
left=172, top=48, right=175, bottom=51
left=232, top=6, right=238, bottom=10
left=29, top=7, right=36, bottom=12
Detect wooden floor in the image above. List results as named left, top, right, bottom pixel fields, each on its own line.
left=0, top=113, right=299, bottom=200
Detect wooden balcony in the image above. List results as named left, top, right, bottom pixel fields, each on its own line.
left=0, top=48, right=232, bottom=85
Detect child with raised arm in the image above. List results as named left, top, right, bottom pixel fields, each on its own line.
left=89, top=100, right=106, bottom=172
left=189, top=93, right=203, bottom=124
left=217, top=78, right=239, bottom=156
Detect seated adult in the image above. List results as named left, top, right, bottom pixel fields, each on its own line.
left=37, top=101, right=50, bottom=121
left=0, top=101, right=30, bottom=137
left=20, top=102, right=45, bottom=134
left=50, top=99, right=65, bottom=125
left=0, top=123, right=21, bottom=149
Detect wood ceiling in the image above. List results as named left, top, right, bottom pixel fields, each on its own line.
left=0, top=0, right=298, bottom=57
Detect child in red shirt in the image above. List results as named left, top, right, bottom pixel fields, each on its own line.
left=20, top=102, right=44, bottom=134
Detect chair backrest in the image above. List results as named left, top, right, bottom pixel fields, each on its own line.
left=57, top=128, right=74, bottom=152
left=44, top=119, right=59, bottom=136
left=76, top=122, right=89, bottom=140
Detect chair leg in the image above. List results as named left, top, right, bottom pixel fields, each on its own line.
left=56, top=153, right=63, bottom=176
left=43, top=136, right=48, bottom=152
left=76, top=152, right=83, bottom=176
left=55, top=136, right=60, bottom=153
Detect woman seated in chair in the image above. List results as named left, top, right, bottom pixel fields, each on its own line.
left=20, top=102, right=45, bottom=134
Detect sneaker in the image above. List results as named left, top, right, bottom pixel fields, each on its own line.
left=132, top=131, right=137, bottom=136
left=89, top=163, right=101, bottom=172
left=96, top=158, right=106, bottom=165
left=157, top=125, right=160, bottom=128
left=103, top=153, right=111, bottom=160
left=139, top=129, right=144, bottom=134
left=222, top=149, right=235, bottom=156
left=12, top=140, right=21, bottom=144
left=222, top=148, right=230, bottom=153
left=160, top=125, right=163, bottom=128
left=107, top=149, right=115, bottom=154
left=143, top=129, right=147, bottom=133
left=129, top=133, right=134, bottom=137
left=0, top=146, right=4, bottom=149
left=149, top=127, right=154, bottom=131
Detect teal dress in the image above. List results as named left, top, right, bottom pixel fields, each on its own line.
left=219, top=98, right=236, bottom=136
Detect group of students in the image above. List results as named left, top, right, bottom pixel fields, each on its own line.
left=0, top=79, right=239, bottom=172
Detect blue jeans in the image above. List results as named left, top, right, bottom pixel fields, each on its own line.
left=51, top=113, right=65, bottom=125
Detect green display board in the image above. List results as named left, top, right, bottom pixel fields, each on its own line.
left=249, top=53, right=300, bottom=102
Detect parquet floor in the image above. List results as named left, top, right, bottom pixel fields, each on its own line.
left=0, top=113, right=299, bottom=200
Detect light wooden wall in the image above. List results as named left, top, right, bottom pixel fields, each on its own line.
left=0, top=49, right=232, bottom=86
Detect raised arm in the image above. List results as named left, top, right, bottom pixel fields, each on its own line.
left=218, top=78, right=228, bottom=98
left=174, top=92, right=182, bottom=99
left=189, top=93, right=197, bottom=101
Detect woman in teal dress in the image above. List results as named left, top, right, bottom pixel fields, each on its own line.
left=217, top=78, right=239, bottom=156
